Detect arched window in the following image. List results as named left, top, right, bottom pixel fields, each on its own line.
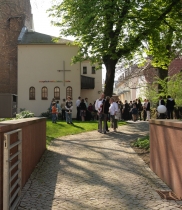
left=29, top=87, right=35, bottom=100
left=66, top=86, right=72, bottom=99
left=54, top=86, right=60, bottom=100
left=42, top=86, right=48, bottom=100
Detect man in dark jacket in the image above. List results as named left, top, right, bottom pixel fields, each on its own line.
left=166, top=95, right=175, bottom=119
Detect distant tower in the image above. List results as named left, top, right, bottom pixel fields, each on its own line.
left=0, top=0, right=33, bottom=94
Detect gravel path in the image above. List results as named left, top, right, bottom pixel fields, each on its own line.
left=17, top=122, right=182, bottom=210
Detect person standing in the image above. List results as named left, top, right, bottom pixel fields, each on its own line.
left=51, top=102, right=57, bottom=123
left=103, top=96, right=110, bottom=133
left=56, top=101, right=61, bottom=120
left=80, top=99, right=87, bottom=121
left=131, top=104, right=138, bottom=121
left=65, top=96, right=73, bottom=124
left=85, top=98, right=90, bottom=120
left=146, top=99, right=150, bottom=121
left=95, top=93, right=105, bottom=133
left=129, top=101, right=133, bottom=120
left=76, top=96, right=81, bottom=120
left=137, top=99, right=143, bottom=121
left=109, top=97, right=118, bottom=132
left=122, top=100, right=130, bottom=121
left=61, top=99, right=66, bottom=120
left=50, top=98, right=55, bottom=112
left=143, top=99, right=147, bottom=121
left=166, top=95, right=175, bottom=119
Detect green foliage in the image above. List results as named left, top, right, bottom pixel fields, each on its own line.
left=132, top=136, right=150, bottom=150
left=41, top=108, right=52, bottom=119
left=0, top=118, right=14, bottom=121
left=48, top=0, right=182, bottom=95
left=48, top=0, right=182, bottom=64
left=140, top=72, right=182, bottom=107
left=16, top=110, right=34, bottom=119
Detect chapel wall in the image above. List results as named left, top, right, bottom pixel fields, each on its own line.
left=0, top=0, right=32, bottom=94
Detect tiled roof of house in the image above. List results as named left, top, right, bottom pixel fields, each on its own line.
left=168, top=58, right=182, bottom=76
left=18, top=30, right=72, bottom=45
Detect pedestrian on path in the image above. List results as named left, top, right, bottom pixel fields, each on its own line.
left=95, top=93, right=105, bottom=133
left=109, top=97, right=118, bottom=131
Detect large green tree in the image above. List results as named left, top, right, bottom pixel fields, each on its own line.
left=48, top=0, right=182, bottom=96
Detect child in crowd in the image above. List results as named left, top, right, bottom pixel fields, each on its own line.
left=52, top=102, right=57, bottom=123
left=131, top=104, right=138, bottom=122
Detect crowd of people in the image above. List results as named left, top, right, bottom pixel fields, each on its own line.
left=50, top=96, right=97, bottom=124
left=49, top=94, right=177, bottom=127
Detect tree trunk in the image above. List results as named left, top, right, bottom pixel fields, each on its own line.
left=103, top=57, right=118, bottom=97
left=158, top=67, right=168, bottom=94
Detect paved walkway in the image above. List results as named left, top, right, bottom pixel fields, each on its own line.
left=17, top=122, right=182, bottom=210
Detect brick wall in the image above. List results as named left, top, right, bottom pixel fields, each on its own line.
left=0, top=117, right=46, bottom=209
left=168, top=58, right=182, bottom=76
left=0, top=0, right=32, bottom=94
left=150, top=119, right=182, bottom=199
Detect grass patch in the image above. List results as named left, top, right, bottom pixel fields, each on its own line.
left=132, top=135, right=150, bottom=150
left=46, top=119, right=127, bottom=146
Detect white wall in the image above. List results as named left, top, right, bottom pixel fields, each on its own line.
left=18, top=44, right=81, bottom=117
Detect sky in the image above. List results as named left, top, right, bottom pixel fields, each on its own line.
left=30, top=0, right=106, bottom=81
left=30, top=0, right=60, bottom=37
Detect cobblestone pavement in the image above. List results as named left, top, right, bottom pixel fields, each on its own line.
left=17, top=122, right=182, bottom=210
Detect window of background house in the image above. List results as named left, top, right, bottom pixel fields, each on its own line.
left=42, top=86, right=48, bottom=100
left=66, top=86, right=72, bottom=99
left=83, top=66, right=87, bottom=74
left=54, top=86, right=60, bottom=100
left=29, top=87, right=35, bottom=100
left=92, top=66, right=96, bottom=74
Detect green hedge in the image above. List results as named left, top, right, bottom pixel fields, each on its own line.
left=132, top=135, right=150, bottom=150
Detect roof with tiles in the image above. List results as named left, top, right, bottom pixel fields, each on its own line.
left=18, top=30, right=73, bottom=45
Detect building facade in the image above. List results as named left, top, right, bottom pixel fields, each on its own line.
left=18, top=31, right=102, bottom=117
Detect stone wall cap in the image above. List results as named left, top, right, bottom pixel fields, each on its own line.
left=0, top=117, right=46, bottom=133
left=149, top=119, right=182, bottom=129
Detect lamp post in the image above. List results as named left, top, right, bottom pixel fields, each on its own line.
left=157, top=105, right=167, bottom=119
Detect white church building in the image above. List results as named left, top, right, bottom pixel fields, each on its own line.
left=17, top=29, right=102, bottom=117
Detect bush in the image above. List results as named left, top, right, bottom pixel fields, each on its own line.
left=16, top=110, right=34, bottom=119
left=132, top=136, right=150, bottom=150
left=41, top=108, right=52, bottom=119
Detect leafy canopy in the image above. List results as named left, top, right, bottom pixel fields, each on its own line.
left=48, top=0, right=182, bottom=66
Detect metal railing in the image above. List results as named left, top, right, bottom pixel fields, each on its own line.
left=3, top=129, right=22, bottom=210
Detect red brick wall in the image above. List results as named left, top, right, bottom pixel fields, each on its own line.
left=0, top=0, right=32, bottom=94
left=150, top=119, right=182, bottom=199
left=0, top=118, right=46, bottom=209
left=168, top=58, right=182, bottom=76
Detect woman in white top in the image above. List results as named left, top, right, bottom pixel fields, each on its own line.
left=109, top=97, right=118, bottom=131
